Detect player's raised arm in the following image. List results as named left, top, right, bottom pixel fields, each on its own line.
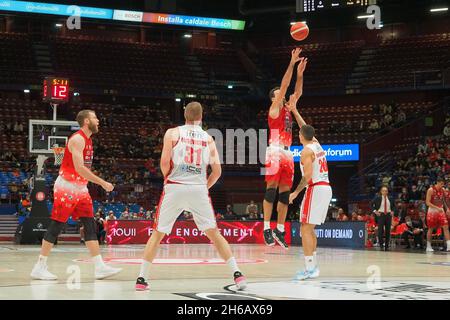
left=289, top=148, right=313, bottom=204
left=70, top=135, right=113, bottom=192
left=160, top=128, right=177, bottom=179
left=287, top=94, right=319, bottom=144
left=269, top=48, right=302, bottom=118
left=293, top=57, right=308, bottom=101
left=207, top=136, right=222, bottom=189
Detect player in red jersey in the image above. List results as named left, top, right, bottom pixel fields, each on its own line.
left=31, top=110, right=122, bottom=280
left=263, top=48, right=308, bottom=249
left=425, top=177, right=450, bottom=252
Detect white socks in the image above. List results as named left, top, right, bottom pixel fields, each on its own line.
left=92, top=255, right=106, bottom=269
left=447, top=240, right=450, bottom=250
left=37, top=255, right=48, bottom=266
left=226, top=257, right=240, bottom=274
left=313, top=251, right=317, bottom=266
left=427, top=241, right=432, bottom=249
left=305, top=256, right=315, bottom=271
left=264, top=222, right=285, bottom=232
left=139, top=259, right=151, bottom=279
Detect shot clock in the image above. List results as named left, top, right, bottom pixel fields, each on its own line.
left=42, top=77, right=69, bottom=103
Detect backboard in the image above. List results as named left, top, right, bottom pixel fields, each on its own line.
left=28, top=119, right=80, bottom=155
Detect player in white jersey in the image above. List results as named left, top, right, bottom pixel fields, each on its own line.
left=288, top=96, right=332, bottom=280
left=135, top=102, right=247, bottom=291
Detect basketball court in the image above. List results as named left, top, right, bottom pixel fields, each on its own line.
left=1, top=244, right=449, bottom=300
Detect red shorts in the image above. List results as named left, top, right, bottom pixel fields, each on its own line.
left=427, top=210, right=448, bottom=229
left=51, top=176, right=93, bottom=223
left=264, top=147, right=294, bottom=188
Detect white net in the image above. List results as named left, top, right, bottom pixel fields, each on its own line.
left=52, top=147, right=65, bottom=166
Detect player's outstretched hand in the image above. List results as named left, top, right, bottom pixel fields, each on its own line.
left=297, top=57, right=308, bottom=75
left=290, top=48, right=302, bottom=65
left=102, top=182, right=114, bottom=192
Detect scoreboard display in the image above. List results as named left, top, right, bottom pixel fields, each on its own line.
left=297, top=0, right=377, bottom=12
left=42, top=77, right=69, bottom=103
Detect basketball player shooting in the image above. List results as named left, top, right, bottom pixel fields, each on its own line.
left=263, top=48, right=308, bottom=249
left=288, top=99, right=332, bottom=280
left=30, top=110, right=122, bottom=280
left=135, top=102, right=247, bottom=291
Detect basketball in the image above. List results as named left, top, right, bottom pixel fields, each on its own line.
left=290, top=22, right=309, bottom=41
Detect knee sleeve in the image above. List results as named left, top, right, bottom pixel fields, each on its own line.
left=79, top=217, right=97, bottom=241
left=278, top=191, right=290, bottom=205
left=264, top=188, right=277, bottom=203
left=43, top=220, right=65, bottom=244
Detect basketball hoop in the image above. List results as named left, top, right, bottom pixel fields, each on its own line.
left=51, top=147, right=65, bottom=166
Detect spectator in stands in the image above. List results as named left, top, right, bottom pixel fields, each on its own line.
left=444, top=124, right=450, bottom=137
left=246, top=201, right=258, bottom=219
left=409, top=185, right=422, bottom=201
left=138, top=207, right=145, bottom=218
left=384, top=113, right=393, bottom=126
left=369, top=118, right=379, bottom=131
left=215, top=212, right=224, bottom=220
left=145, top=210, right=152, bottom=220
left=120, top=207, right=130, bottom=220
left=106, top=211, right=116, bottom=222
left=397, top=110, right=406, bottom=124
left=225, top=204, right=237, bottom=218
left=398, top=187, right=409, bottom=202
left=344, top=119, right=352, bottom=132
left=131, top=213, right=139, bottom=220
left=401, top=215, right=425, bottom=249
left=336, top=208, right=348, bottom=221
left=351, top=211, right=360, bottom=221
left=371, top=186, right=396, bottom=251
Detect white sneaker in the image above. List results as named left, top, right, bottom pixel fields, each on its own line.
left=426, top=247, right=434, bottom=252
left=95, top=265, right=122, bottom=280
left=293, top=267, right=319, bottom=281
left=30, top=263, right=58, bottom=280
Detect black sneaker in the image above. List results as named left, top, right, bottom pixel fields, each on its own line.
left=233, top=271, right=247, bottom=290
left=273, top=228, right=288, bottom=249
left=263, top=229, right=275, bottom=246
left=135, top=277, right=149, bottom=291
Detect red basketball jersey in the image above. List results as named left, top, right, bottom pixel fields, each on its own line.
left=428, top=186, right=444, bottom=212
left=59, top=130, right=93, bottom=186
left=268, top=105, right=292, bottom=147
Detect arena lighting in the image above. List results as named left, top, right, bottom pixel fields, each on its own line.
left=23, top=89, right=30, bottom=93
left=430, top=7, right=448, bottom=12
left=55, top=23, right=63, bottom=27
left=175, top=98, right=181, bottom=102
left=227, top=85, right=233, bottom=89
left=357, top=14, right=374, bottom=19
left=183, top=34, right=192, bottom=38
left=331, top=198, right=337, bottom=202
left=290, top=21, right=307, bottom=25
left=73, top=92, right=80, bottom=96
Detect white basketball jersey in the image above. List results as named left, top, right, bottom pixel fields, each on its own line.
left=166, top=125, right=211, bottom=185
left=300, top=142, right=330, bottom=184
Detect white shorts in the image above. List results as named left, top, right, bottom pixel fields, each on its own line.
left=154, top=183, right=217, bottom=234
left=300, top=184, right=332, bottom=225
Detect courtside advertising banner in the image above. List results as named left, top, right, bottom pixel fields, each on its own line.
left=290, top=144, right=359, bottom=162
left=291, top=221, right=367, bottom=248
left=106, top=220, right=291, bottom=245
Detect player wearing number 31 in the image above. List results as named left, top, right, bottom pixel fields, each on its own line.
left=288, top=96, right=333, bottom=281
left=135, top=102, right=247, bottom=291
